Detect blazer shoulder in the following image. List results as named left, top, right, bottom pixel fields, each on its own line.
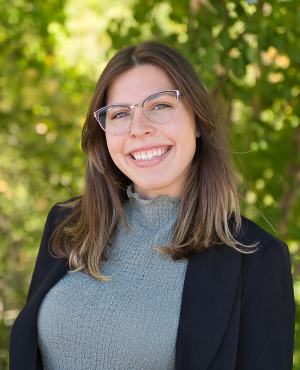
left=237, top=215, right=291, bottom=278
left=237, top=215, right=281, bottom=251
left=48, top=195, right=82, bottom=229
left=237, top=217, right=294, bottom=323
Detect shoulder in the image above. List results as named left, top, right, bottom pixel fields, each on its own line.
left=225, top=214, right=291, bottom=271
left=236, top=215, right=292, bottom=294
left=237, top=215, right=280, bottom=248
left=236, top=217, right=294, bottom=326
left=237, top=214, right=290, bottom=260
left=47, top=196, right=82, bottom=229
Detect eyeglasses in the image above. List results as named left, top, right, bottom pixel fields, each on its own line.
left=94, top=90, right=180, bottom=135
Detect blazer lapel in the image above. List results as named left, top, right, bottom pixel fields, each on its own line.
left=176, top=245, right=242, bottom=370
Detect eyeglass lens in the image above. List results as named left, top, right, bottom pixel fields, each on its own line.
left=97, top=91, right=178, bottom=134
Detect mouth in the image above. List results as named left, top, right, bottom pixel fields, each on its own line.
left=128, top=145, right=172, bottom=161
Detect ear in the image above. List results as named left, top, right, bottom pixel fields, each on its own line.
left=196, top=130, right=201, bottom=138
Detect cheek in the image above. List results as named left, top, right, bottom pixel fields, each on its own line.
left=177, top=136, right=197, bottom=172
left=173, top=118, right=197, bottom=153
left=179, top=136, right=196, bottom=166
left=105, top=135, right=125, bottom=165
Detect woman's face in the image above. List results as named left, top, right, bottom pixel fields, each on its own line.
left=105, top=64, right=199, bottom=200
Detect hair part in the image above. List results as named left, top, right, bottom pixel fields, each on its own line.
left=51, top=41, right=258, bottom=281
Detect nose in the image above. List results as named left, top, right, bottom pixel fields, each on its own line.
left=128, top=105, right=154, bottom=137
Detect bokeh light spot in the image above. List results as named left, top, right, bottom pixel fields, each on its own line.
left=35, top=123, right=48, bottom=135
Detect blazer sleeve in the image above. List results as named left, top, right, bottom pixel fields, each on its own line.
left=235, top=240, right=295, bottom=370
left=26, top=205, right=58, bottom=302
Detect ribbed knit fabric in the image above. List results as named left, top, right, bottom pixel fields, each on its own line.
left=37, top=185, right=189, bottom=370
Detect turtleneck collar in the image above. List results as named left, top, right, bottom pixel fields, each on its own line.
left=126, top=184, right=181, bottom=227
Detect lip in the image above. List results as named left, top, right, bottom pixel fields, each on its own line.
left=126, top=145, right=173, bottom=168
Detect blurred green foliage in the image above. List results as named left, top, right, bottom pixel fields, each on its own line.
left=0, top=0, right=299, bottom=368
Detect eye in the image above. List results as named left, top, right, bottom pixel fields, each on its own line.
left=153, top=103, right=171, bottom=110
left=111, top=111, right=130, bottom=119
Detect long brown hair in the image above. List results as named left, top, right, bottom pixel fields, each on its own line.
left=51, top=41, right=257, bottom=281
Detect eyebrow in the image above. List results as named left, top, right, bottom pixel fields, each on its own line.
left=108, top=91, right=169, bottom=106
left=147, top=93, right=162, bottom=102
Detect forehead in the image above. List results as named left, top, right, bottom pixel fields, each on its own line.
left=106, top=64, right=177, bottom=105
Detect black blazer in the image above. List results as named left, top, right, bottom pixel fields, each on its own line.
left=9, top=203, right=295, bottom=370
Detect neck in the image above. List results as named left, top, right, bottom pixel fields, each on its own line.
left=126, top=184, right=181, bottom=227
left=132, top=182, right=184, bottom=200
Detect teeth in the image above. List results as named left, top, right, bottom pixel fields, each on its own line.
left=131, top=147, right=170, bottom=161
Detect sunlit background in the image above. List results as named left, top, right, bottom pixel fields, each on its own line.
left=0, top=0, right=299, bottom=368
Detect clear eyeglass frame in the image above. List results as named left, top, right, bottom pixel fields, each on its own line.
left=93, top=89, right=180, bottom=135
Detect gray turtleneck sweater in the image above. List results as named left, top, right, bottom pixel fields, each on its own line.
left=37, top=185, right=189, bottom=370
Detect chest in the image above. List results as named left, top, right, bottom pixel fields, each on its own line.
left=37, top=250, right=188, bottom=370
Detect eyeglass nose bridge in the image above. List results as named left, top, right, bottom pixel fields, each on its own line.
left=129, top=102, right=149, bottom=121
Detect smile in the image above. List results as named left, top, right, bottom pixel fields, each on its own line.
left=129, top=145, right=172, bottom=161
left=126, top=145, right=173, bottom=168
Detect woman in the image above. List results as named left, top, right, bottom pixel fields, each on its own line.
left=9, top=41, right=295, bottom=370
